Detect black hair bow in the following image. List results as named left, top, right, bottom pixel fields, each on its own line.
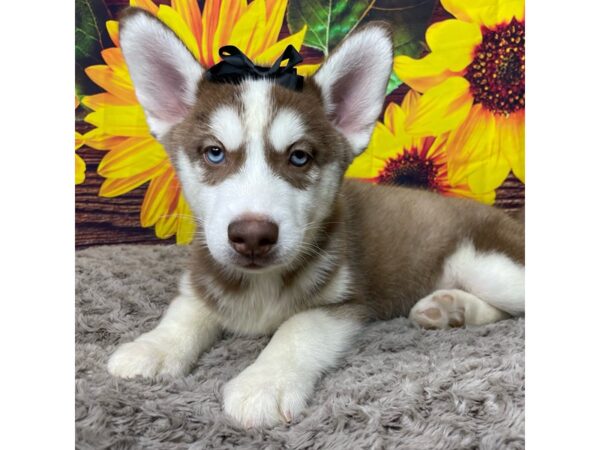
left=205, top=45, right=304, bottom=91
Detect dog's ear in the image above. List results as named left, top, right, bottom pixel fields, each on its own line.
left=119, top=8, right=204, bottom=139
left=313, top=24, right=393, bottom=155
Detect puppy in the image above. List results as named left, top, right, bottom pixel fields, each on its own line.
left=107, top=7, right=524, bottom=428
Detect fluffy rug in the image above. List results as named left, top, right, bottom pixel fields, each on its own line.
left=76, top=245, right=525, bottom=449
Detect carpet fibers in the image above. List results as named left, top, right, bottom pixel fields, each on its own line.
left=76, top=245, right=525, bottom=449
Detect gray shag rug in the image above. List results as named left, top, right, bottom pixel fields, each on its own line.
left=76, top=245, right=525, bottom=449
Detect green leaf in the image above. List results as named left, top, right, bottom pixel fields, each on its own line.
left=386, top=71, right=402, bottom=95
left=287, top=0, right=436, bottom=58
left=75, top=0, right=112, bottom=96
left=287, top=1, right=371, bottom=55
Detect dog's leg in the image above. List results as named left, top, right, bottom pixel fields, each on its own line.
left=409, top=289, right=510, bottom=329
left=223, top=305, right=364, bottom=428
left=108, top=272, right=221, bottom=378
left=436, top=240, right=525, bottom=316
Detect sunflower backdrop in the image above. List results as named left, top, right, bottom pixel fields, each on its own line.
left=75, top=0, right=524, bottom=247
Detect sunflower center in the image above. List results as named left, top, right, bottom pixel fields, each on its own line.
left=376, top=149, right=438, bottom=190
left=465, top=18, right=525, bottom=115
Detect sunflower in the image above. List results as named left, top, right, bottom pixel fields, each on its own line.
left=75, top=95, right=86, bottom=185
left=345, top=90, right=495, bottom=204
left=394, top=0, right=524, bottom=194
left=81, top=0, right=308, bottom=244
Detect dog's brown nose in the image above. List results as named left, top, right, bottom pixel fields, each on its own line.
left=228, top=218, right=278, bottom=258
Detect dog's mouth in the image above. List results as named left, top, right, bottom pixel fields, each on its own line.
left=229, top=253, right=279, bottom=271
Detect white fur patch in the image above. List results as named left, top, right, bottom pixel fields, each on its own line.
left=436, top=241, right=525, bottom=316
left=107, top=272, right=220, bottom=378
left=268, top=109, right=305, bottom=152
left=223, top=308, right=361, bottom=427
left=209, top=106, right=244, bottom=150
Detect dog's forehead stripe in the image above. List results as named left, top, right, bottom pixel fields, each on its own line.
left=208, top=106, right=243, bottom=150
left=269, top=109, right=306, bottom=152
left=239, top=79, right=273, bottom=175
left=241, top=79, right=271, bottom=139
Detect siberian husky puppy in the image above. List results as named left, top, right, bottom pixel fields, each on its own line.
left=108, top=7, right=525, bottom=428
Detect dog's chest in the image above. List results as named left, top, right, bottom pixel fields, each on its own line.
left=215, top=275, right=303, bottom=336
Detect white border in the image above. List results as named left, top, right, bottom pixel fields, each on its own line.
left=527, top=0, right=600, bottom=448
left=1, top=0, right=74, bottom=447
left=2, top=0, right=600, bottom=447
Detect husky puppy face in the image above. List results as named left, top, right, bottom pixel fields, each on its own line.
left=119, top=8, right=393, bottom=271
left=168, top=80, right=351, bottom=270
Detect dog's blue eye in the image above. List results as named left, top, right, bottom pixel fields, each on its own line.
left=289, top=150, right=311, bottom=167
left=205, top=146, right=225, bottom=165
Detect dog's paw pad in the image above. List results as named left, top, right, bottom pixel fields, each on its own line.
left=410, top=291, right=465, bottom=330
left=223, top=365, right=308, bottom=428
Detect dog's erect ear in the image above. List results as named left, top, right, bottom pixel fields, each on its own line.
left=313, top=24, right=393, bottom=155
left=119, top=8, right=204, bottom=139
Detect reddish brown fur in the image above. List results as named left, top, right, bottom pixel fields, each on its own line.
left=341, top=180, right=524, bottom=319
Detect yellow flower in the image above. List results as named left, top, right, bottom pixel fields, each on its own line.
left=346, top=90, right=495, bottom=204
left=81, top=0, right=308, bottom=244
left=394, top=0, right=524, bottom=194
left=75, top=95, right=86, bottom=185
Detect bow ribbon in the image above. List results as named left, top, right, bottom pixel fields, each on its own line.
left=205, top=45, right=304, bottom=91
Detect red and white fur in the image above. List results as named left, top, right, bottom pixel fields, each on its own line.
left=107, top=8, right=525, bottom=428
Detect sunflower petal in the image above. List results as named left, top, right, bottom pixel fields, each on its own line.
left=264, top=0, right=287, bottom=48
left=81, top=128, right=128, bottom=150
left=345, top=123, right=402, bottom=179
left=98, top=138, right=168, bottom=178
left=140, top=169, right=176, bottom=227
left=201, top=0, right=223, bottom=67
left=229, top=0, right=267, bottom=60
left=130, top=0, right=159, bottom=15
left=229, top=0, right=267, bottom=58
left=211, top=0, right=248, bottom=64
left=85, top=105, right=150, bottom=137
left=466, top=157, right=511, bottom=193
left=446, top=105, right=510, bottom=192
left=84, top=65, right=137, bottom=103
left=496, top=110, right=525, bottom=183
left=172, top=0, right=203, bottom=49
left=255, top=26, right=307, bottom=65
left=383, top=102, right=405, bottom=137
left=82, top=93, right=132, bottom=111
left=155, top=213, right=178, bottom=239
left=441, top=0, right=524, bottom=28
left=99, top=161, right=170, bottom=197
left=426, top=20, right=482, bottom=71
left=107, top=20, right=119, bottom=47
left=75, top=153, right=86, bottom=184
left=400, top=90, right=420, bottom=116
left=157, top=5, right=200, bottom=59
left=296, top=63, right=320, bottom=77
left=100, top=48, right=130, bottom=79
left=404, top=76, right=473, bottom=136
left=75, top=131, right=84, bottom=150
left=447, top=184, right=496, bottom=205
left=345, top=151, right=387, bottom=179
left=394, top=53, right=456, bottom=92
left=424, top=134, right=449, bottom=161
left=154, top=179, right=181, bottom=238
left=176, top=197, right=196, bottom=245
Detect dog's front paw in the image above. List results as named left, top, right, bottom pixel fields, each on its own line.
left=223, top=363, right=310, bottom=428
left=107, top=337, right=191, bottom=379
